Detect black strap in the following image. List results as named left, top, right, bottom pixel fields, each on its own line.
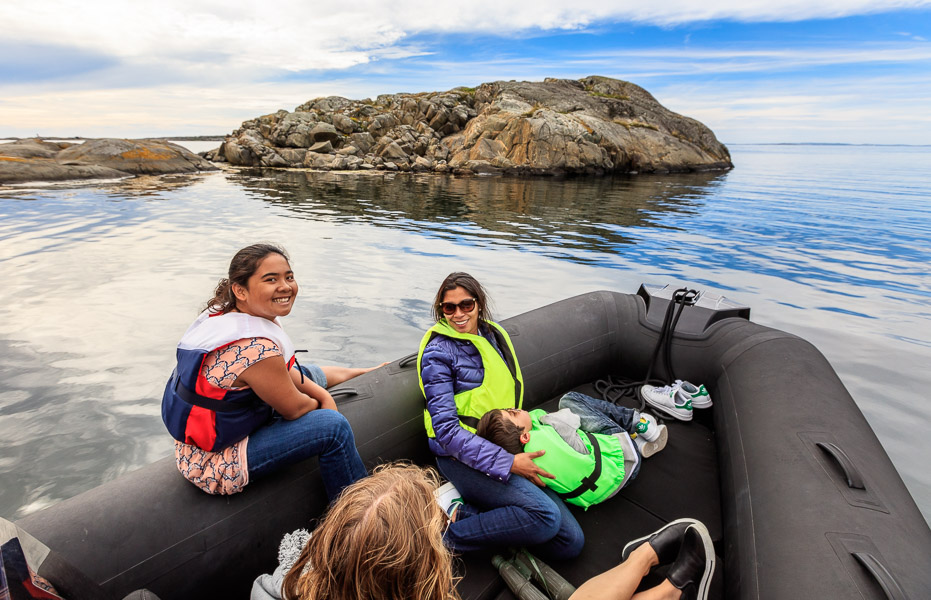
left=489, top=325, right=522, bottom=408
left=459, top=415, right=480, bottom=429
left=557, top=432, right=603, bottom=500
left=174, top=377, right=245, bottom=413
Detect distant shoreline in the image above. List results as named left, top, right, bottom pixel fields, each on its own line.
left=731, top=142, right=931, bottom=147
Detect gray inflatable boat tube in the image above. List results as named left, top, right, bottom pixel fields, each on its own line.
left=16, top=288, right=931, bottom=599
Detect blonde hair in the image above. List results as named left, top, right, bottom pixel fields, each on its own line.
left=283, top=462, right=460, bottom=600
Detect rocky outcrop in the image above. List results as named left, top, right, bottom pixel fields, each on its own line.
left=216, top=76, right=732, bottom=175
left=0, top=138, right=218, bottom=184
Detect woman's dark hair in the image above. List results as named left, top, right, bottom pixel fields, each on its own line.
left=205, top=243, right=289, bottom=314
left=431, top=272, right=493, bottom=324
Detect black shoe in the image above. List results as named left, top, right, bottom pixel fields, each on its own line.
left=666, top=523, right=715, bottom=600
left=621, top=518, right=701, bottom=564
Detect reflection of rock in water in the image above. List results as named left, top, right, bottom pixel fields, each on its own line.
left=0, top=338, right=154, bottom=520
left=98, top=172, right=213, bottom=197
left=227, top=168, right=725, bottom=263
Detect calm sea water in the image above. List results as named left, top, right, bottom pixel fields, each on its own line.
left=1, top=143, right=929, bottom=525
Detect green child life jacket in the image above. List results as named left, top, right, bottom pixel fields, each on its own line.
left=524, top=409, right=627, bottom=509
left=417, top=319, right=523, bottom=437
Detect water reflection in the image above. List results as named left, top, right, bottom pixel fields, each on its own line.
left=0, top=172, right=211, bottom=198
left=1, top=145, right=929, bottom=526
left=227, top=169, right=725, bottom=264
left=0, top=339, right=153, bottom=517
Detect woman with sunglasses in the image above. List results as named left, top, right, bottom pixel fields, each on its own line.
left=416, top=272, right=584, bottom=560
left=162, top=243, right=378, bottom=501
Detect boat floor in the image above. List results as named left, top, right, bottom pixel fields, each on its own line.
left=452, top=382, right=725, bottom=600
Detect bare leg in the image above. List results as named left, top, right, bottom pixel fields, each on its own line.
left=569, top=544, right=680, bottom=600
left=321, top=363, right=387, bottom=387
left=632, top=580, right=681, bottom=600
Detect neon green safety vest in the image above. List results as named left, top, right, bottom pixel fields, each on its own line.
left=525, top=410, right=627, bottom=509
left=418, top=319, right=523, bottom=437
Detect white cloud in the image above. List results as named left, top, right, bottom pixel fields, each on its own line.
left=4, top=1, right=931, bottom=74
left=2, top=1, right=930, bottom=142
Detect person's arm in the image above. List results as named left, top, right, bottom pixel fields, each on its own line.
left=236, top=356, right=328, bottom=419
left=421, top=340, right=515, bottom=482
left=541, top=409, right=589, bottom=454
left=290, top=367, right=337, bottom=410
left=510, top=450, right=555, bottom=487
left=319, top=364, right=387, bottom=387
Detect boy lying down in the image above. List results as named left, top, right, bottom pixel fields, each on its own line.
left=475, top=392, right=667, bottom=508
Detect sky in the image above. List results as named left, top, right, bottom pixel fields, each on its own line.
left=1, top=1, right=930, bottom=144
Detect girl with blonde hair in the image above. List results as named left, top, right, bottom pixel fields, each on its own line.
left=282, top=462, right=460, bottom=600
left=262, top=462, right=713, bottom=600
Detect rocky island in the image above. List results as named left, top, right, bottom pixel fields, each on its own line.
left=0, top=76, right=732, bottom=184
left=0, top=138, right=217, bottom=185
left=215, top=76, right=732, bottom=175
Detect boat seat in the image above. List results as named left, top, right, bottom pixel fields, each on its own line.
left=454, top=383, right=723, bottom=600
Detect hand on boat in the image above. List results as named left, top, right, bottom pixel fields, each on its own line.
left=511, top=450, right=555, bottom=487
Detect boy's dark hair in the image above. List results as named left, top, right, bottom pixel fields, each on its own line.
left=476, top=410, right=525, bottom=455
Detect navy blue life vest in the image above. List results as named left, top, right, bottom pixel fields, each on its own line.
left=161, top=310, right=296, bottom=452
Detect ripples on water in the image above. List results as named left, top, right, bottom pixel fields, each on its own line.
left=0, top=144, right=929, bottom=524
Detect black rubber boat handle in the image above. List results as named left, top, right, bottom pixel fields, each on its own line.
left=329, top=388, right=358, bottom=399
left=816, top=442, right=865, bottom=489
left=398, top=353, right=417, bottom=368
left=852, top=552, right=908, bottom=600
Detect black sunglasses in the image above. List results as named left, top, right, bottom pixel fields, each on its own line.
left=440, top=298, right=477, bottom=315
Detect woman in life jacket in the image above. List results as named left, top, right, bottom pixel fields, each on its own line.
left=161, top=243, right=378, bottom=499
left=416, top=272, right=584, bottom=560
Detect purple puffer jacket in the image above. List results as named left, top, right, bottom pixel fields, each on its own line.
left=420, top=327, right=515, bottom=482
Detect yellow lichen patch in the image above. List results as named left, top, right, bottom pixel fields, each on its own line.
left=0, top=156, right=28, bottom=162
left=573, top=116, right=595, bottom=135
left=612, top=119, right=659, bottom=132
left=120, top=147, right=175, bottom=161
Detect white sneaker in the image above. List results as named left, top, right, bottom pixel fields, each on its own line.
left=634, top=422, right=668, bottom=458
left=640, top=383, right=693, bottom=421
left=634, top=412, right=662, bottom=442
left=677, top=380, right=713, bottom=409
left=434, top=481, right=463, bottom=520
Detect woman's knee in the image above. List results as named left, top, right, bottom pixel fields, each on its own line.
left=520, top=493, right=563, bottom=542
left=291, top=409, right=356, bottom=449
left=320, top=410, right=355, bottom=441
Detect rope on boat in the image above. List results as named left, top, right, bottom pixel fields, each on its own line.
left=596, top=288, right=698, bottom=411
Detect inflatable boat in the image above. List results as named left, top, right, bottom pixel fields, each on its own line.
left=14, top=286, right=931, bottom=599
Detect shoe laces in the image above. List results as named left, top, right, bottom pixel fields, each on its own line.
left=654, top=381, right=682, bottom=396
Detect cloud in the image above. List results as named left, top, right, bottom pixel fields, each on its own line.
left=2, top=1, right=930, bottom=142
left=4, top=2, right=931, bottom=78
left=0, top=41, right=118, bottom=83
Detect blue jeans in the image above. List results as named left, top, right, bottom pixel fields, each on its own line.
left=246, top=364, right=367, bottom=500
left=437, top=456, right=585, bottom=561
left=559, top=391, right=643, bottom=481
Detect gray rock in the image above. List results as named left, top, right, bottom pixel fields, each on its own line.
left=276, top=148, right=308, bottom=166
left=309, top=140, right=334, bottom=154
left=350, top=133, right=375, bottom=154
left=331, top=114, right=356, bottom=134
left=378, top=141, right=408, bottom=161
left=309, top=123, right=340, bottom=143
